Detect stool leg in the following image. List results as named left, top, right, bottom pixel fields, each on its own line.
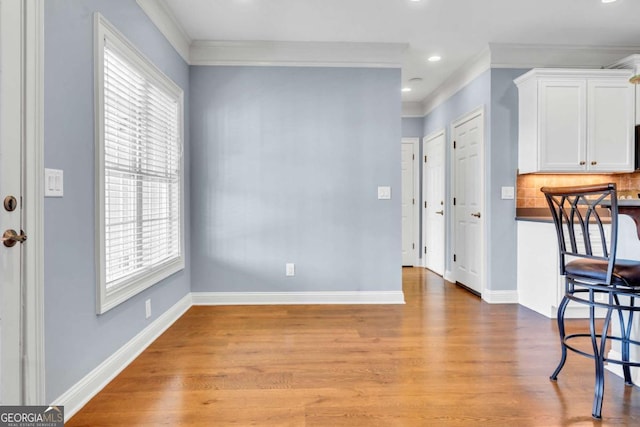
left=614, top=294, right=634, bottom=386
left=592, top=303, right=613, bottom=420
left=550, top=295, right=570, bottom=381
left=626, top=304, right=635, bottom=386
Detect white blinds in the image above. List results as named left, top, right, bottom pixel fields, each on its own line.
left=103, top=41, right=182, bottom=292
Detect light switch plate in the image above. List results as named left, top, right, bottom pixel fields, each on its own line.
left=501, top=186, right=514, bottom=200
left=377, top=186, right=391, bottom=200
left=45, top=168, right=64, bottom=197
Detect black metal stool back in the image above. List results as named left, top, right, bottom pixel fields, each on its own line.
left=542, top=183, right=618, bottom=287
left=541, top=183, right=640, bottom=419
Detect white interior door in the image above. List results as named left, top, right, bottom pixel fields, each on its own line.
left=423, top=131, right=445, bottom=275
left=401, top=139, right=418, bottom=266
left=453, top=110, right=483, bottom=294
left=0, top=0, right=25, bottom=404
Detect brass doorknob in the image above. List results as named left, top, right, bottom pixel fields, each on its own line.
left=3, top=229, right=27, bottom=247
left=471, top=212, right=481, bottom=218
left=435, top=210, right=444, bottom=215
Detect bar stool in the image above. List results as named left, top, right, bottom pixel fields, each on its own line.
left=541, top=183, right=640, bottom=419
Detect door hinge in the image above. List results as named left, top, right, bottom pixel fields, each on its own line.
left=453, top=197, right=456, bottom=206
left=412, top=243, right=415, bottom=250
left=453, top=254, right=457, bottom=262
left=424, top=155, right=427, bottom=163
left=453, top=140, right=457, bottom=149
left=424, top=201, right=427, bottom=209
left=424, top=246, right=427, bottom=254
left=412, top=154, right=415, bottom=160
left=413, top=198, right=415, bottom=205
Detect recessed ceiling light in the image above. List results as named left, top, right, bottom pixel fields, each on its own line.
left=602, top=0, right=617, bottom=3
left=409, top=77, right=423, bottom=83
left=428, top=55, right=441, bottom=62
left=402, top=87, right=412, bottom=92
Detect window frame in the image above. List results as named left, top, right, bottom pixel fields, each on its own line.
left=94, top=13, right=185, bottom=314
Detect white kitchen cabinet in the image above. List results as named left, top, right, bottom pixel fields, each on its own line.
left=517, top=220, right=609, bottom=319
left=515, top=69, right=634, bottom=174
left=517, top=221, right=561, bottom=318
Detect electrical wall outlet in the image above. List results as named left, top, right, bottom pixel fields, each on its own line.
left=145, top=299, right=151, bottom=319
left=286, top=263, right=295, bottom=276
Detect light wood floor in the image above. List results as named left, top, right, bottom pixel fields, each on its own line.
left=67, top=268, right=640, bottom=426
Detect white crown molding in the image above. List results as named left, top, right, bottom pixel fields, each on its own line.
left=136, top=0, right=191, bottom=63
left=135, top=0, right=408, bottom=69
left=421, top=47, right=491, bottom=116
left=192, top=291, right=406, bottom=305
left=401, top=102, right=424, bottom=118
left=490, top=43, right=640, bottom=69
left=54, top=294, right=192, bottom=422
left=190, top=40, right=407, bottom=68
left=608, top=54, right=640, bottom=72
left=514, top=67, right=632, bottom=85
left=417, top=44, right=640, bottom=118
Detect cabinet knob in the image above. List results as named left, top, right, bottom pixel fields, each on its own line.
left=579, top=161, right=586, bottom=165
left=591, top=161, right=597, bottom=166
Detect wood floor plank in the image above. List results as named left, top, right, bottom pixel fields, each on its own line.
left=66, top=268, right=640, bottom=426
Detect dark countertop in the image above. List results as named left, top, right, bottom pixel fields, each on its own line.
left=515, top=208, right=552, bottom=222
left=515, top=203, right=640, bottom=226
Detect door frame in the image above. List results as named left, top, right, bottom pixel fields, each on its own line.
left=450, top=106, right=486, bottom=297
left=422, top=129, right=445, bottom=274
left=2, top=0, right=45, bottom=404
left=401, top=138, right=420, bottom=267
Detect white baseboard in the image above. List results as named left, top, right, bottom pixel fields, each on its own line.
left=191, top=291, right=405, bottom=305
left=53, top=289, right=405, bottom=421
left=53, top=293, right=192, bottom=422
left=482, top=289, right=518, bottom=304
left=443, top=270, right=455, bottom=283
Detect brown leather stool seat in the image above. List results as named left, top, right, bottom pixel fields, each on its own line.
left=565, top=258, right=640, bottom=288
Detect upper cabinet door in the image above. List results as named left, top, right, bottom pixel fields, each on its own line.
left=587, top=79, right=635, bottom=172
left=515, top=68, right=635, bottom=174
left=538, top=79, right=587, bottom=172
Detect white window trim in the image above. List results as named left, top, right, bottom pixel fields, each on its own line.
left=94, top=13, right=185, bottom=314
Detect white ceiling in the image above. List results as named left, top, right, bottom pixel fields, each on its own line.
left=161, top=0, right=640, bottom=104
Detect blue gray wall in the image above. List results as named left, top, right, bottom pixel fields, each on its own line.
left=190, top=66, right=402, bottom=293
left=489, top=69, right=528, bottom=291
left=422, top=69, right=492, bottom=284
left=421, top=68, right=527, bottom=293
left=402, top=117, right=424, bottom=138
left=44, top=0, right=190, bottom=401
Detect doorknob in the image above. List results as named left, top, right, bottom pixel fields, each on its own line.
left=3, top=229, right=27, bottom=247
left=435, top=210, right=444, bottom=215
left=471, top=212, right=481, bottom=218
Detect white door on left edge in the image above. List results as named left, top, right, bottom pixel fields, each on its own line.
left=401, top=140, right=417, bottom=266
left=0, top=0, right=25, bottom=404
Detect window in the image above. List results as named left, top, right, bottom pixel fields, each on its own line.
left=95, top=14, right=184, bottom=314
